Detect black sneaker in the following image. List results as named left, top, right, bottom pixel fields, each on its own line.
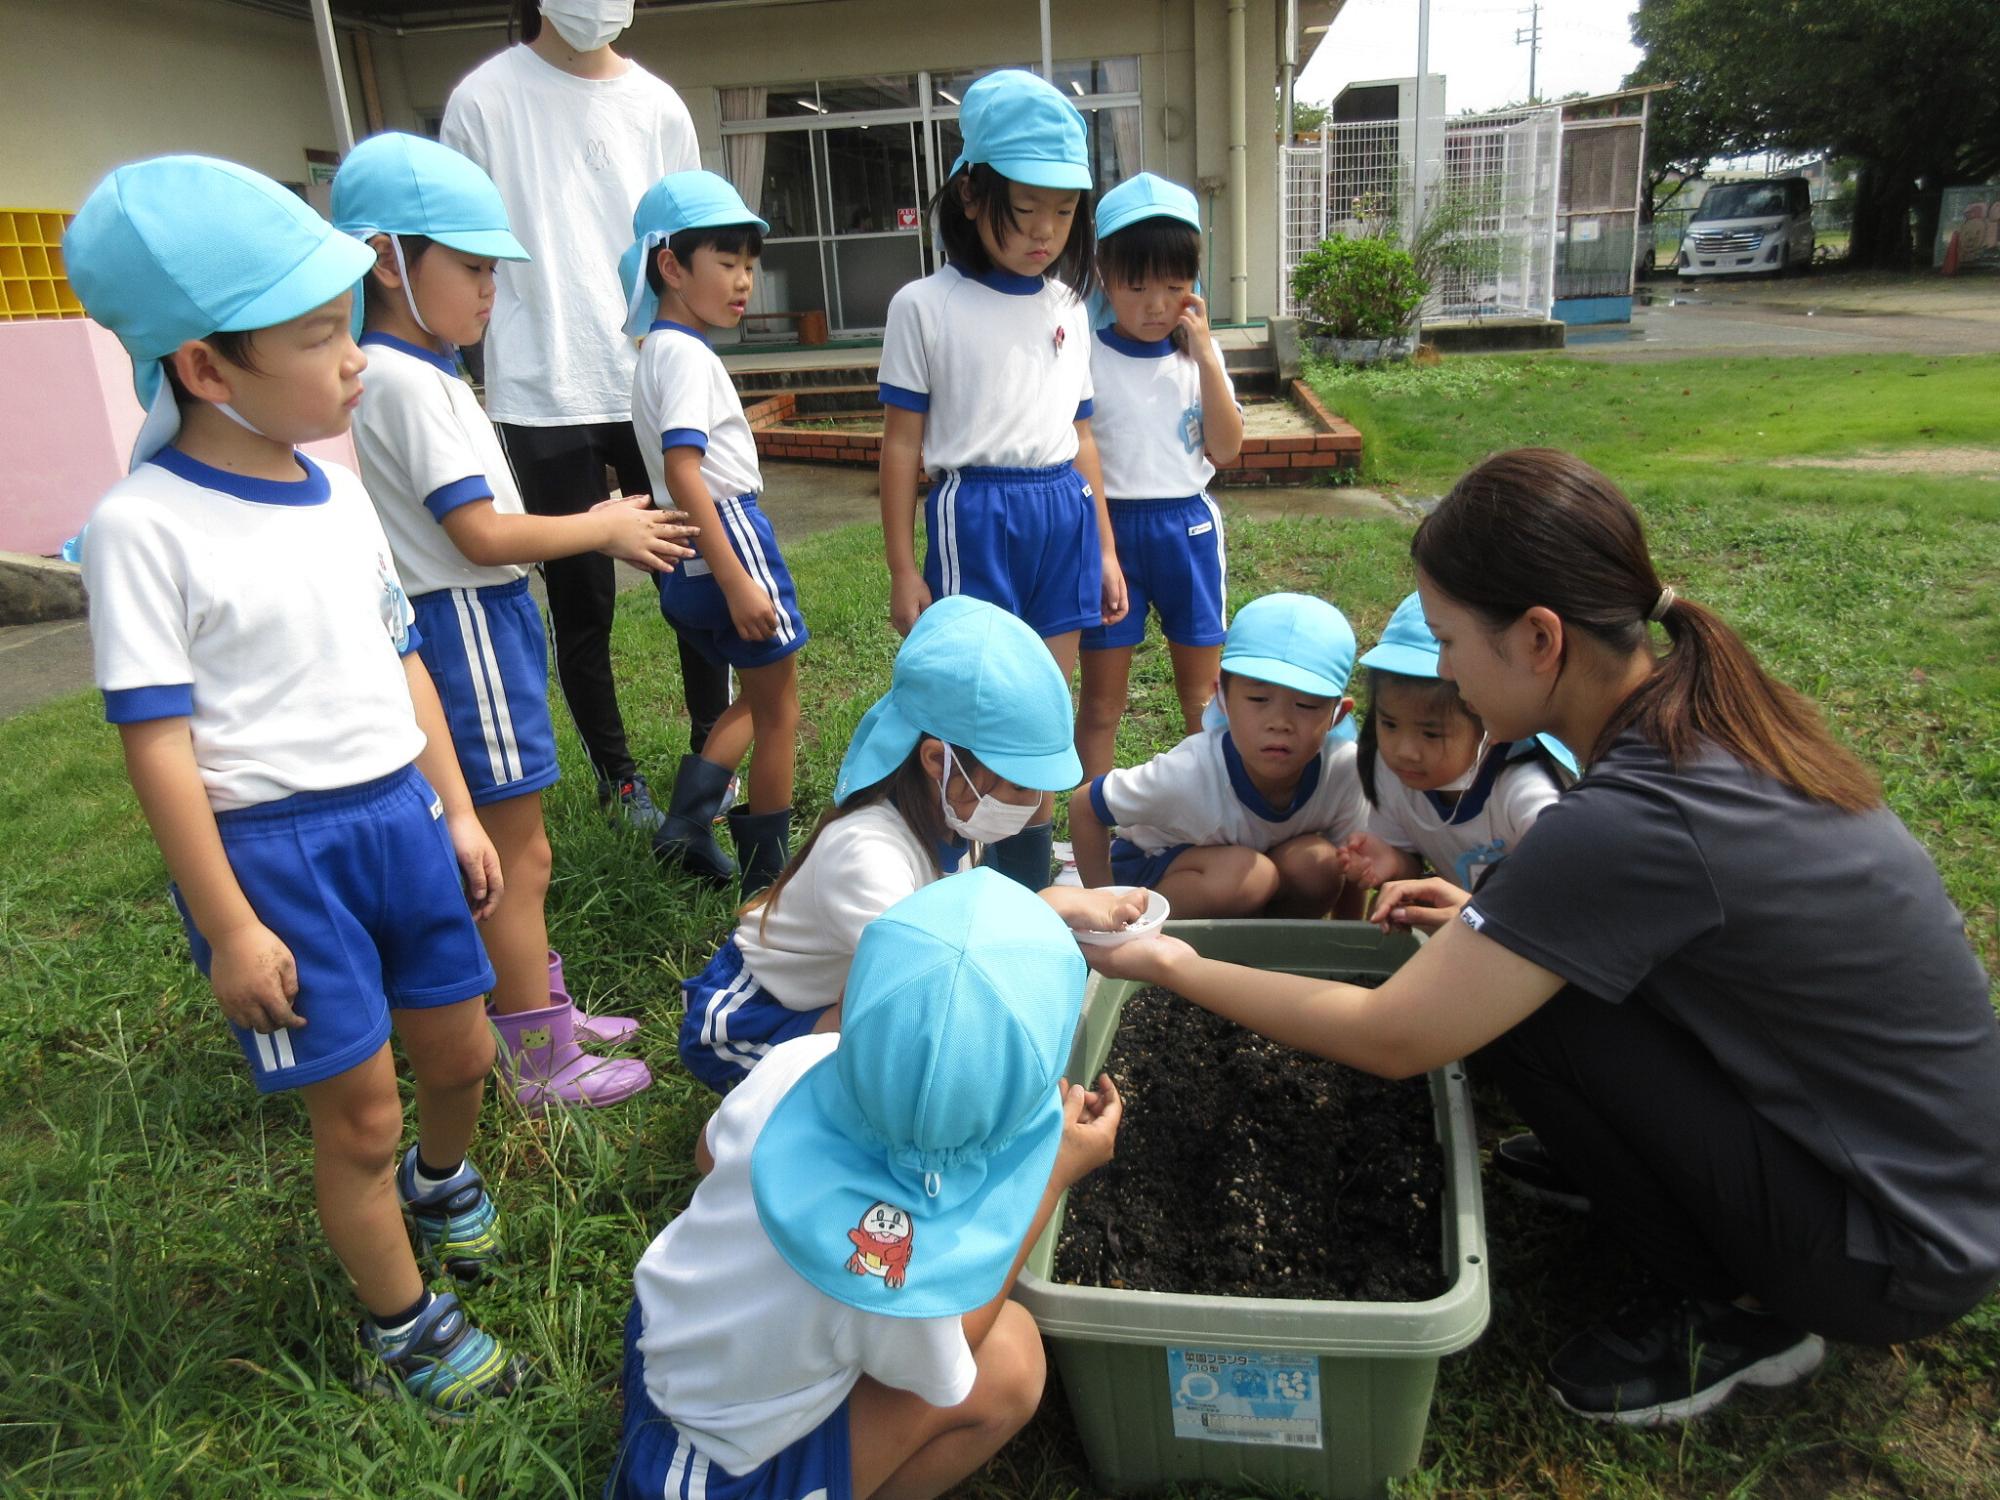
left=1548, top=1291, right=1825, bottom=1426
left=1492, top=1133, right=1592, bottom=1213
left=598, top=773, right=666, bottom=835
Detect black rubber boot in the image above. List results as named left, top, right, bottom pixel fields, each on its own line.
left=728, top=805, right=794, bottom=900
left=651, top=754, right=737, bottom=885
left=981, top=820, right=1055, bottom=890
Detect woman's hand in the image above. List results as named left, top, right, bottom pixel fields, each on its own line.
left=1369, top=876, right=1471, bottom=933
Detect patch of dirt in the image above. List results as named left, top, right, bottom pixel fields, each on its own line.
left=1771, top=445, right=2000, bottom=476
left=1239, top=398, right=1322, bottom=438
left=1052, top=983, right=1446, bottom=1302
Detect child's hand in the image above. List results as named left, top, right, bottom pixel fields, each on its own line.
left=724, top=576, right=781, bottom=641
left=1176, top=291, right=1214, bottom=347
left=889, top=570, right=932, bottom=637
left=209, top=922, right=304, bottom=1034
left=1099, top=552, right=1129, bottom=627
left=448, top=810, right=505, bottom=921
left=1044, top=884, right=1149, bottom=933
left=1054, top=1072, right=1123, bottom=1189
left=1337, top=831, right=1407, bottom=891
left=1080, top=931, right=1196, bottom=983
left=1368, top=876, right=1470, bottom=933
left=593, top=494, right=697, bottom=573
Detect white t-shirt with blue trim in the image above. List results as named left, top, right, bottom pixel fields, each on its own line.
left=633, top=320, right=763, bottom=507
left=351, top=334, right=527, bottom=596
left=1089, top=329, right=1233, bottom=499
left=878, top=263, right=1095, bottom=473
left=1089, top=724, right=1368, bottom=855
left=1366, top=744, right=1564, bottom=890
left=634, top=1033, right=976, bottom=1475
left=82, top=449, right=424, bottom=811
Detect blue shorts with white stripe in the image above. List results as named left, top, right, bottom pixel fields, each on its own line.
left=656, top=493, right=809, bottom=671
left=412, top=576, right=561, bottom=807
left=924, top=463, right=1101, bottom=639
left=608, top=1300, right=854, bottom=1500
left=170, top=766, right=495, bottom=1093
left=1081, top=493, right=1228, bottom=651
left=678, top=939, right=824, bottom=1095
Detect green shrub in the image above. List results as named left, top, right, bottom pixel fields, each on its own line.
left=1290, top=235, right=1428, bottom=340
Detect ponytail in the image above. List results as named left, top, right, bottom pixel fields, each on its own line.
left=1412, top=448, right=1880, bottom=812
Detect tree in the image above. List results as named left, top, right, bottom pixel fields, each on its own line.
left=1624, top=0, right=2000, bottom=269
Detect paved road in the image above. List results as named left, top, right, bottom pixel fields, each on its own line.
left=0, top=462, right=1398, bottom=721
left=1566, top=268, right=2000, bottom=360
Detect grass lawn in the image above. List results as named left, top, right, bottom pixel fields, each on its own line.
left=2, top=351, right=1996, bottom=1497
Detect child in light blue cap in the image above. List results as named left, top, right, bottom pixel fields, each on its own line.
left=1077, top=172, right=1247, bottom=781
left=336, top=131, right=693, bottom=1112
left=1072, top=591, right=1370, bottom=917
left=677, top=594, right=1144, bottom=1094
left=879, top=69, right=1128, bottom=890
left=1338, top=590, right=1576, bottom=927
left=64, top=155, right=521, bottom=1413
left=620, top=170, right=811, bottom=899
left=615, top=869, right=1122, bottom=1500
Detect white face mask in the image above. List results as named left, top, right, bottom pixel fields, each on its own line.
left=938, top=746, right=1037, bottom=844
left=539, top=0, right=632, bottom=52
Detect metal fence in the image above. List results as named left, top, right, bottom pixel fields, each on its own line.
left=1280, top=107, right=1560, bottom=323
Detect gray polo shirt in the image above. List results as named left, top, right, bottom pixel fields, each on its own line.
left=1464, top=732, right=2000, bottom=1312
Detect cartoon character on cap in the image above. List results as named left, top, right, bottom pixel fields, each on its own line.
left=673, top=594, right=1147, bottom=1097
left=878, top=71, right=1130, bottom=874
left=1075, top=172, right=1246, bottom=786
left=1072, top=591, right=1378, bottom=919
left=611, top=871, right=1122, bottom=1499
left=1336, top=591, right=1577, bottom=929
left=846, top=1202, right=915, bottom=1288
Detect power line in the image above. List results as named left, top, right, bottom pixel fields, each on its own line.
left=1515, top=1, right=1542, bottom=102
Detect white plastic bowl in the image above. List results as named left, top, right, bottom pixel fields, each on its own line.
left=1070, top=886, right=1171, bottom=948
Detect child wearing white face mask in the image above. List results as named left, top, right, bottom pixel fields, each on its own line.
left=675, top=597, right=1144, bottom=1095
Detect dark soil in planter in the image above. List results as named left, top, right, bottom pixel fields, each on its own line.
left=1053, top=982, right=1447, bottom=1302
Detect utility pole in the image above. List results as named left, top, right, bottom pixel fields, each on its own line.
left=1515, top=1, right=1542, bottom=103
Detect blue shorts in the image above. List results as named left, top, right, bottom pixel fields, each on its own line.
left=657, top=494, right=809, bottom=670
left=412, top=577, right=560, bottom=807
left=1081, top=493, right=1228, bottom=651
left=1110, top=837, right=1193, bottom=887
left=925, top=464, right=1101, bottom=638
left=171, top=766, right=495, bottom=1094
left=609, top=1300, right=853, bottom=1500
left=679, top=939, right=823, bottom=1095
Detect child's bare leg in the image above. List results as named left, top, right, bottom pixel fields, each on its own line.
left=1155, top=846, right=1281, bottom=918
left=697, top=697, right=754, bottom=775
left=1165, top=641, right=1223, bottom=736
left=1265, top=834, right=1348, bottom=918
left=475, top=792, right=553, bottom=1017
left=1076, top=646, right=1134, bottom=780
left=848, top=1300, right=1046, bottom=1500
left=394, top=997, right=494, bottom=1176
left=302, top=1045, right=426, bottom=1319
left=739, top=656, right=800, bottom=813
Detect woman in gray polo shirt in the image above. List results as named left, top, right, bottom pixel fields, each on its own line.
left=1091, top=446, right=1999, bottom=1427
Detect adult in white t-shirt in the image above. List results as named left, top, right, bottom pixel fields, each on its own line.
left=441, top=0, right=728, bottom=832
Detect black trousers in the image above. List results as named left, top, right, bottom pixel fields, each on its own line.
left=1475, top=986, right=1984, bottom=1346
left=496, top=420, right=729, bottom=780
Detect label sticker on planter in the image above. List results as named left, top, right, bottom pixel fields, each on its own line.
left=1166, top=1347, right=1322, bottom=1449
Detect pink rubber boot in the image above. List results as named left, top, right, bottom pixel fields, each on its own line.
left=549, top=950, right=639, bottom=1045
left=491, top=998, right=652, bottom=1110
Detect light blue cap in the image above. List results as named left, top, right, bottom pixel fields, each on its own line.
left=1096, top=172, right=1201, bottom=240
left=618, top=170, right=769, bottom=336
left=332, top=133, right=528, bottom=261
left=1221, top=592, right=1357, bottom=700
left=834, top=596, right=1080, bottom=804
left=1360, top=591, right=1578, bottom=773
left=64, top=155, right=375, bottom=469
left=949, top=69, right=1091, bottom=191
left=750, top=871, right=1086, bottom=1319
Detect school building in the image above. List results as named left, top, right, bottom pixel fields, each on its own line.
left=0, top=0, right=1341, bottom=338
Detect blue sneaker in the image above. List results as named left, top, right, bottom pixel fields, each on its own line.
left=397, top=1147, right=500, bottom=1283
left=599, top=773, right=667, bottom=835
left=361, top=1291, right=524, bottom=1417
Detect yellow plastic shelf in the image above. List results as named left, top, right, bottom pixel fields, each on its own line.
left=0, top=208, right=85, bottom=322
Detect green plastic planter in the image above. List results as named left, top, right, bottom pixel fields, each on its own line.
left=1016, top=920, right=1489, bottom=1499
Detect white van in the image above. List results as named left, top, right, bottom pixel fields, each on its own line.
left=1676, top=178, right=1816, bottom=277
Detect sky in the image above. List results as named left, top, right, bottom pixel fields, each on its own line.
left=1296, top=0, right=1646, bottom=115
